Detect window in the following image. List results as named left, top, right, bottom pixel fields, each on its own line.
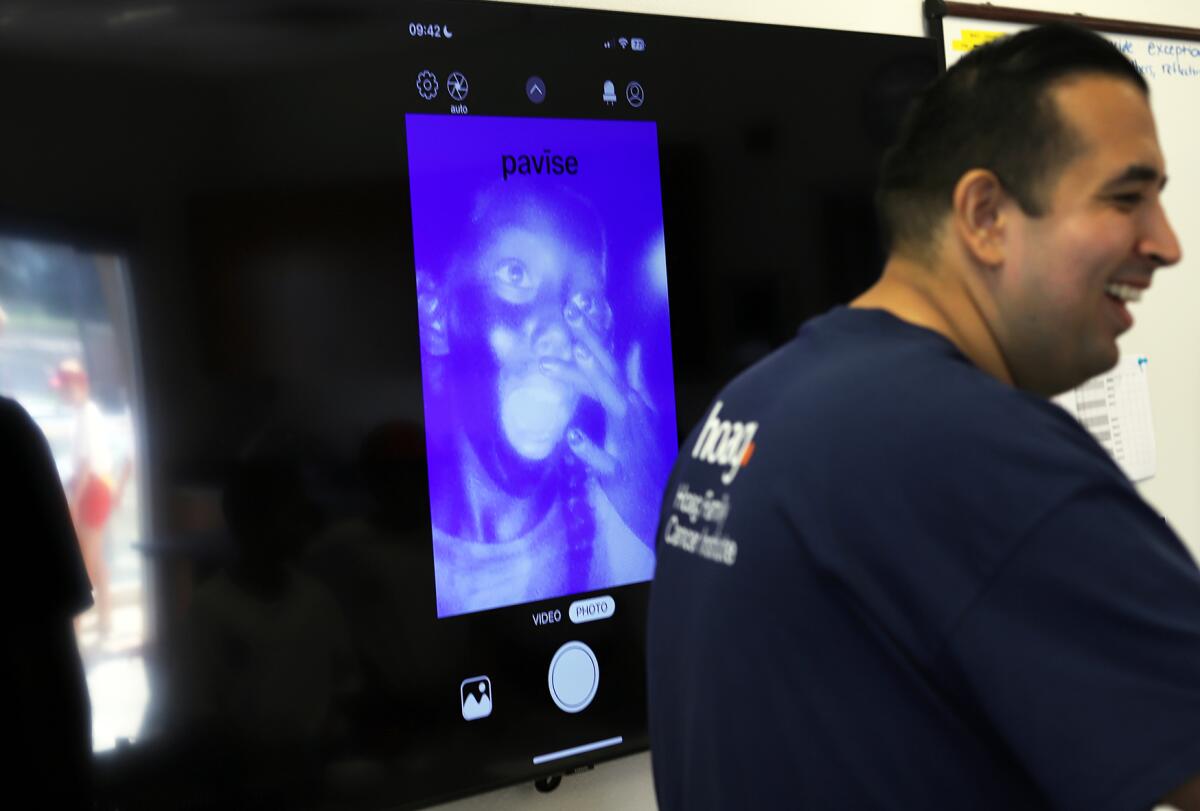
left=0, top=235, right=147, bottom=751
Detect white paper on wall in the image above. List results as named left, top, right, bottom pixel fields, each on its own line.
left=1053, top=355, right=1157, bottom=482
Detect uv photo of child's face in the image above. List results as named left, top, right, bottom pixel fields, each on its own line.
left=435, top=190, right=612, bottom=487
left=471, top=218, right=608, bottom=462
left=408, top=114, right=676, bottom=616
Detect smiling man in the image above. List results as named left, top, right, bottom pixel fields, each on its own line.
left=864, top=62, right=1178, bottom=398
left=649, top=24, right=1200, bottom=811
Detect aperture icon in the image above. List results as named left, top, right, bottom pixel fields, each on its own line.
left=448, top=71, right=469, bottom=101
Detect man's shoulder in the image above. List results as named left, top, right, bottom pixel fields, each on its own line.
left=718, top=307, right=1073, bottom=440
left=694, top=307, right=1120, bottom=508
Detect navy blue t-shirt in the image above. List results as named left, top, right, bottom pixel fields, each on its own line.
left=648, top=307, right=1200, bottom=811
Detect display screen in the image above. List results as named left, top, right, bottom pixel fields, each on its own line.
left=0, top=1, right=936, bottom=808
left=407, top=114, right=674, bottom=617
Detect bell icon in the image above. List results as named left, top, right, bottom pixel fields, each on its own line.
left=603, top=80, right=617, bottom=106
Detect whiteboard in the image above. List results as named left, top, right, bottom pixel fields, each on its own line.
left=939, top=17, right=1200, bottom=558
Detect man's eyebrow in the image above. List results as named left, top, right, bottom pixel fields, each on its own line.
left=1100, top=164, right=1167, bottom=190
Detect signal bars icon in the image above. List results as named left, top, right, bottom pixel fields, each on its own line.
left=603, top=36, right=645, bottom=51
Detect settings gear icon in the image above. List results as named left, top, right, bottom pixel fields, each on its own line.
left=416, top=69, right=439, bottom=101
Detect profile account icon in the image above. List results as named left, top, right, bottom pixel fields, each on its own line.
left=461, top=676, right=493, bottom=720
left=625, top=81, right=644, bottom=108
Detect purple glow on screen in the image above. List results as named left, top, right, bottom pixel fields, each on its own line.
left=406, top=114, right=677, bottom=618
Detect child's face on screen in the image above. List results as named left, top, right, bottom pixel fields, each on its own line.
left=459, top=219, right=608, bottom=462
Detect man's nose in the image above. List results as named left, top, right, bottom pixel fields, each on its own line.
left=1142, top=199, right=1182, bottom=269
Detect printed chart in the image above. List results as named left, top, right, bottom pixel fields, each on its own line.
left=1054, top=355, right=1157, bottom=482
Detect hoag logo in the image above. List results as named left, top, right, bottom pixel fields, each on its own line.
left=692, top=401, right=758, bottom=485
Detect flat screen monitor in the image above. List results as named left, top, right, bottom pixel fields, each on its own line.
left=0, top=1, right=937, bottom=808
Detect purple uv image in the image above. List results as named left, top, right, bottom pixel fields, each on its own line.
left=406, top=113, right=678, bottom=617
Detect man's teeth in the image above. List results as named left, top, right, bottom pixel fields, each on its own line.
left=1105, top=283, right=1143, bottom=303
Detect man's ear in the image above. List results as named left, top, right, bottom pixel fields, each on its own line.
left=951, top=169, right=1009, bottom=269
left=416, top=270, right=449, bottom=357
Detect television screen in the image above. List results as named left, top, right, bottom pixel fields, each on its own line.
left=0, top=1, right=936, bottom=808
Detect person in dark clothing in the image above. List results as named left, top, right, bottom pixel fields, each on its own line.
left=2, top=396, right=94, bottom=808
left=648, top=23, right=1200, bottom=811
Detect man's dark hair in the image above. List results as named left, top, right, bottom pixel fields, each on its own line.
left=877, top=23, right=1148, bottom=257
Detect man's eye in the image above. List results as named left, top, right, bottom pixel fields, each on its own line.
left=1112, top=192, right=1145, bottom=208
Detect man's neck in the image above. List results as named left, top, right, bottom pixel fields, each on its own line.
left=851, top=252, right=1015, bottom=388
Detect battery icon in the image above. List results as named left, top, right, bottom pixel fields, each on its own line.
left=631, top=37, right=646, bottom=52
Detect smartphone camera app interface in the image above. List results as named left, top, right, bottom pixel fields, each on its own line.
left=406, top=114, right=678, bottom=618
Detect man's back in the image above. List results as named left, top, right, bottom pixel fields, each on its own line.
left=648, top=307, right=1200, bottom=810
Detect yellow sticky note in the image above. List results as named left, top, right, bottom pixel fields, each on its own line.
left=952, top=29, right=1007, bottom=52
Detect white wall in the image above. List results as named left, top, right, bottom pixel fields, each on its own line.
left=493, top=0, right=1200, bottom=36
left=433, top=2, right=1200, bottom=808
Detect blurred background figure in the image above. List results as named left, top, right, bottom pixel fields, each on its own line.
left=51, top=357, right=126, bottom=637
left=171, top=450, right=358, bottom=808
left=305, top=422, right=439, bottom=748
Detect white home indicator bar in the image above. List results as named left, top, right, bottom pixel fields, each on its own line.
left=532, top=736, right=624, bottom=765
